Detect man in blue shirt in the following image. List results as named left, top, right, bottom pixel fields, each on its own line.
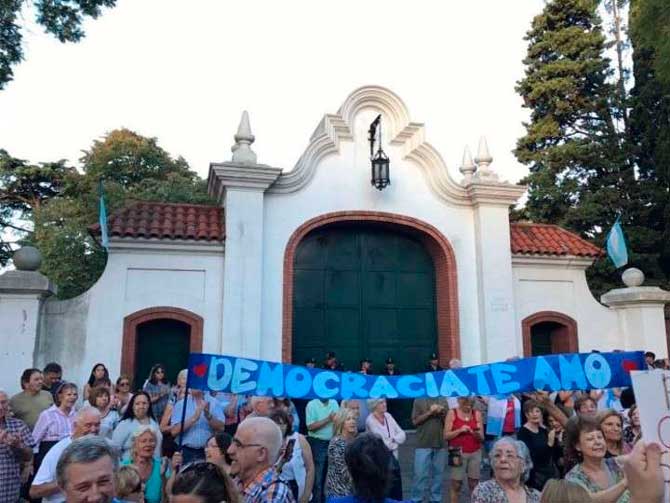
left=170, top=389, right=226, bottom=464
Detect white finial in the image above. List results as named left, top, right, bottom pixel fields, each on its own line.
left=473, top=136, right=498, bottom=181
left=459, top=146, right=476, bottom=184
left=231, top=111, right=257, bottom=164
left=622, top=267, right=644, bottom=287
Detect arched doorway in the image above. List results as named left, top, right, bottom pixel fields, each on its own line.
left=283, top=211, right=460, bottom=367
left=121, top=307, right=204, bottom=387
left=522, top=311, right=578, bottom=357
left=291, top=224, right=438, bottom=373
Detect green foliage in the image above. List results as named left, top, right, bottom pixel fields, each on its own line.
left=4, top=129, right=213, bottom=298
left=0, top=0, right=116, bottom=89
left=0, top=149, right=77, bottom=266
left=514, top=0, right=636, bottom=296
left=630, top=0, right=670, bottom=84
left=628, top=0, right=670, bottom=290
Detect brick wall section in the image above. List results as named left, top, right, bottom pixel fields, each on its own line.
left=121, top=306, right=204, bottom=378
left=282, top=211, right=460, bottom=368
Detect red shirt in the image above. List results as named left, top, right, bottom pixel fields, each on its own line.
left=502, top=398, right=516, bottom=433
left=450, top=410, right=482, bottom=453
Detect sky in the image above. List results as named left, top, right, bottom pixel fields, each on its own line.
left=0, top=0, right=546, bottom=185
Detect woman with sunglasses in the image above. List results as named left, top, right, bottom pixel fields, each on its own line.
left=143, top=364, right=171, bottom=422
left=115, top=375, right=134, bottom=414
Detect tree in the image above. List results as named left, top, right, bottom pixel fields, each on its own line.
left=30, top=129, right=213, bottom=298
left=630, top=0, right=670, bottom=84
left=1, top=0, right=116, bottom=89
left=514, top=0, right=637, bottom=296
left=627, top=0, right=670, bottom=290
left=0, top=149, right=77, bottom=266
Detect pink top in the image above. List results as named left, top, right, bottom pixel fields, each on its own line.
left=365, top=412, right=406, bottom=457
left=32, top=405, right=75, bottom=447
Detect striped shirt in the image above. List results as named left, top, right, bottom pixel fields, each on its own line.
left=239, top=467, right=296, bottom=503
left=170, top=395, right=223, bottom=449
left=32, top=405, right=75, bottom=447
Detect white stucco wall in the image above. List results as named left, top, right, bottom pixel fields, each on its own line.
left=511, top=255, right=619, bottom=352
left=259, top=107, right=486, bottom=365
left=36, top=241, right=224, bottom=389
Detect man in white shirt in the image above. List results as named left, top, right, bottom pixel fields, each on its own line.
left=30, top=407, right=101, bottom=503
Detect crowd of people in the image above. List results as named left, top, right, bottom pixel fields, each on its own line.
left=0, top=350, right=666, bottom=503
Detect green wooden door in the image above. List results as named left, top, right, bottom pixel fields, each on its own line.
left=135, top=319, right=190, bottom=388
left=293, top=226, right=437, bottom=426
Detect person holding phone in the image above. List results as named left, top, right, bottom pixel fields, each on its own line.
left=444, top=396, right=484, bottom=503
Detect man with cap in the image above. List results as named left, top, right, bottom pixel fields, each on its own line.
left=426, top=352, right=442, bottom=372
left=359, top=358, right=372, bottom=375
left=383, top=356, right=399, bottom=376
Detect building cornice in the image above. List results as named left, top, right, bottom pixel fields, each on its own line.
left=601, top=286, right=670, bottom=307
left=109, top=238, right=225, bottom=255
left=512, top=254, right=595, bottom=269
left=208, top=162, right=282, bottom=204
left=466, top=182, right=527, bottom=207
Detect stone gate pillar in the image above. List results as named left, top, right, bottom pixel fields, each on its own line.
left=0, top=247, right=56, bottom=394
left=601, top=268, right=670, bottom=358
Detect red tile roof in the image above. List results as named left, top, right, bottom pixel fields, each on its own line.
left=91, top=202, right=601, bottom=257
left=510, top=222, right=603, bottom=258
left=90, top=202, right=224, bottom=241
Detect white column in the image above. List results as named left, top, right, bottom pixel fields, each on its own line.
left=209, top=164, right=281, bottom=358
left=601, top=268, right=670, bottom=358
left=469, top=187, right=524, bottom=362
left=0, top=248, right=56, bottom=394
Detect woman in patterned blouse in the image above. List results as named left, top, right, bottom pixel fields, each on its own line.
left=325, top=408, right=359, bottom=498
left=564, top=415, right=630, bottom=503
left=471, top=437, right=541, bottom=503
left=622, top=405, right=641, bottom=447
left=32, top=382, right=78, bottom=462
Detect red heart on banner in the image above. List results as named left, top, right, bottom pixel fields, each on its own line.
left=193, top=363, right=207, bottom=378
left=621, top=360, right=638, bottom=373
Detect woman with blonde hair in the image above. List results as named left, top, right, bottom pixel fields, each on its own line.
left=115, top=465, right=145, bottom=502
left=365, top=398, right=405, bottom=500
left=598, top=408, right=629, bottom=458
left=540, top=479, right=591, bottom=502
left=326, top=407, right=359, bottom=498
left=121, top=426, right=168, bottom=503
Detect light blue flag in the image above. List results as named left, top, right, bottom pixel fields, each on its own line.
left=98, top=180, right=109, bottom=250
left=606, top=217, right=628, bottom=268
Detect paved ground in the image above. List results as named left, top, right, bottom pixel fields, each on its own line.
left=398, top=431, right=491, bottom=503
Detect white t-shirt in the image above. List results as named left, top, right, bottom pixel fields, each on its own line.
left=32, top=436, right=72, bottom=503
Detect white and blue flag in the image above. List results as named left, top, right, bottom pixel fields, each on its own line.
left=606, top=217, right=628, bottom=269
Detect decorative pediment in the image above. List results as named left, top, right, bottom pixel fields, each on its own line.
left=268, top=85, right=523, bottom=208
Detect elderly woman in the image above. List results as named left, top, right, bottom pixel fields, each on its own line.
left=113, top=391, right=162, bottom=460
left=565, top=415, right=629, bottom=502
left=599, top=409, right=629, bottom=458
left=326, top=407, right=359, bottom=498
left=89, top=385, right=120, bottom=439
left=444, top=396, right=484, bottom=503
left=32, top=382, right=78, bottom=460
left=365, top=398, right=406, bottom=501
left=121, top=425, right=168, bottom=503
left=270, top=408, right=315, bottom=503
left=471, top=437, right=541, bottom=503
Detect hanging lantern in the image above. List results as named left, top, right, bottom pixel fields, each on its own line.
left=368, top=114, right=390, bottom=190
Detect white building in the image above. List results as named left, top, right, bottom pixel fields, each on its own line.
left=1, top=86, right=668, bottom=394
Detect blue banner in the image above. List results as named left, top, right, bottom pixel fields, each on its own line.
left=186, top=351, right=644, bottom=400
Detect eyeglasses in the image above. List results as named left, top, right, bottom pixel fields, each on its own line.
left=119, top=382, right=130, bottom=387
left=492, top=452, right=522, bottom=461
left=231, top=438, right=264, bottom=450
